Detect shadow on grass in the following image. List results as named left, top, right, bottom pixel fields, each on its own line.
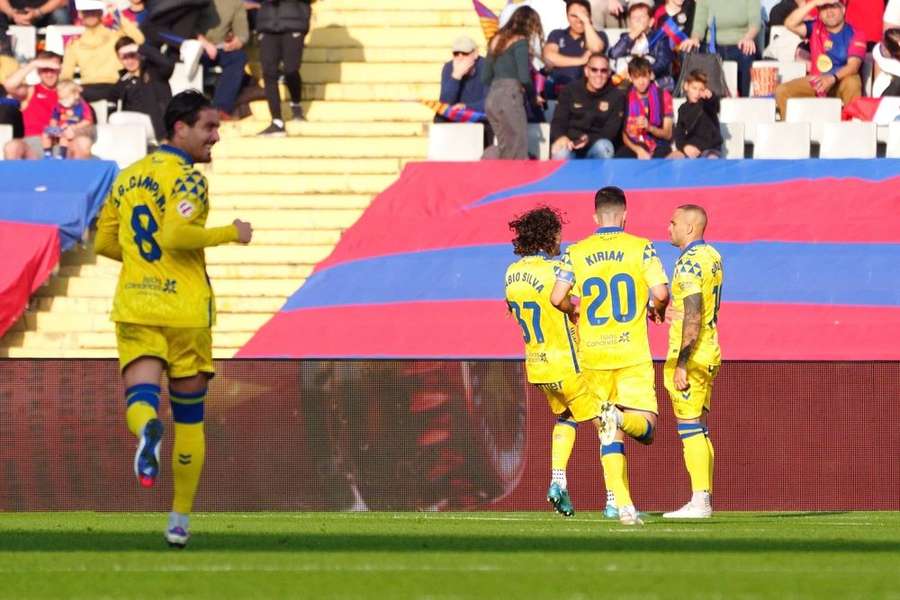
left=0, top=531, right=897, bottom=554
left=764, top=512, right=849, bottom=518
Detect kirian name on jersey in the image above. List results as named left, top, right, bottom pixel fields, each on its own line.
left=506, top=271, right=545, bottom=293
left=585, top=250, right=624, bottom=266
left=116, top=175, right=165, bottom=212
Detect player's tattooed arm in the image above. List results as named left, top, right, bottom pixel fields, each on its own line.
left=677, top=293, right=703, bottom=368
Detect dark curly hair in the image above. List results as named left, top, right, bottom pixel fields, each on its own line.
left=509, top=207, right=564, bottom=257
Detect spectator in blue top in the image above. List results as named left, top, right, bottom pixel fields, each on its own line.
left=439, top=36, right=487, bottom=117
left=542, top=0, right=608, bottom=98
left=609, top=0, right=675, bottom=90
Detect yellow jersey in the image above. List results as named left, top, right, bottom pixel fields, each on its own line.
left=557, top=227, right=668, bottom=370
left=505, top=254, right=580, bottom=383
left=94, top=145, right=238, bottom=328
left=668, top=240, right=723, bottom=366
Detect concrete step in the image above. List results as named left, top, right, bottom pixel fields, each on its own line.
left=218, top=121, right=426, bottom=138
left=39, top=276, right=300, bottom=298
left=314, top=0, right=505, bottom=12
left=33, top=294, right=288, bottom=314
left=303, top=46, right=458, bottom=64
left=214, top=136, right=426, bottom=159
left=249, top=99, right=434, bottom=122
left=211, top=193, right=372, bottom=210
left=60, top=262, right=313, bottom=280
left=300, top=63, right=439, bottom=84
left=205, top=244, right=333, bottom=265
left=213, top=157, right=402, bottom=175
left=209, top=171, right=396, bottom=194
left=305, top=26, right=484, bottom=49
left=313, top=9, right=478, bottom=28
left=207, top=208, right=362, bottom=229
left=299, top=82, right=441, bottom=102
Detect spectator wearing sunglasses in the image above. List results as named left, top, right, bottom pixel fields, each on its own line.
left=774, top=0, right=864, bottom=117
left=550, top=53, right=624, bottom=159
left=438, top=36, right=491, bottom=147
left=113, top=36, right=176, bottom=141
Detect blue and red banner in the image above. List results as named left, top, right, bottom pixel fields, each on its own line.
left=238, top=160, right=900, bottom=360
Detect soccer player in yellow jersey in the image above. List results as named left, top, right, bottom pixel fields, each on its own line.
left=551, top=187, right=669, bottom=526
left=662, top=204, right=723, bottom=519
left=94, top=91, right=253, bottom=547
left=504, top=207, right=608, bottom=517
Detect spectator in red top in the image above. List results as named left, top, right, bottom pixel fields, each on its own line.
left=844, top=0, right=883, bottom=47
left=41, top=79, right=94, bottom=159
left=2, top=51, right=63, bottom=159
left=774, top=0, right=864, bottom=117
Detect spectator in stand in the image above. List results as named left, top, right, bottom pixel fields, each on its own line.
left=616, top=56, right=674, bottom=158
left=41, top=79, right=93, bottom=158
left=542, top=0, right=608, bottom=98
left=589, top=0, right=626, bottom=28
left=0, top=0, right=68, bottom=29
left=681, top=0, right=760, bottom=97
left=0, top=38, right=24, bottom=145
left=482, top=5, right=544, bottom=159
left=671, top=69, right=721, bottom=158
left=256, top=0, right=311, bottom=137
left=3, top=51, right=62, bottom=159
left=437, top=35, right=492, bottom=146
left=549, top=53, right=624, bottom=158
left=112, top=36, right=174, bottom=140
left=138, top=0, right=210, bottom=79
left=0, top=30, right=17, bottom=83
left=500, top=0, right=568, bottom=41
left=609, top=0, right=675, bottom=90
left=845, top=0, right=884, bottom=48
left=196, top=0, right=249, bottom=119
left=872, top=28, right=900, bottom=97
left=61, top=0, right=146, bottom=103
left=653, top=0, right=695, bottom=38
left=774, top=0, right=864, bottom=117
left=768, top=0, right=802, bottom=27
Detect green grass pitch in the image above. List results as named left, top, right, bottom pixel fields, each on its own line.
left=1, top=512, right=898, bottom=599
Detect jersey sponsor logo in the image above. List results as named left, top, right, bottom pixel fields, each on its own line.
left=177, top=199, right=196, bottom=218
left=599, top=100, right=609, bottom=112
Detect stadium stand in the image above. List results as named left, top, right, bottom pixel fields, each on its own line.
left=784, top=97, right=843, bottom=145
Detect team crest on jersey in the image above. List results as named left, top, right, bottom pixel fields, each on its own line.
left=177, top=200, right=196, bottom=217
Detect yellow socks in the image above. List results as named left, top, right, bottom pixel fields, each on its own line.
left=678, top=423, right=711, bottom=493
left=170, top=389, right=206, bottom=515
left=551, top=418, right=577, bottom=487
left=125, top=383, right=160, bottom=437
left=600, top=442, right=633, bottom=508
left=620, top=412, right=654, bottom=444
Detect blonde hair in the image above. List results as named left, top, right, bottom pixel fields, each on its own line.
left=56, top=79, right=83, bottom=102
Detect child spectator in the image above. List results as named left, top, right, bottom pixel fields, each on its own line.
left=672, top=69, right=722, bottom=158
left=609, top=0, right=675, bottom=90
left=616, top=56, right=674, bottom=158
left=41, top=79, right=93, bottom=159
left=113, top=36, right=175, bottom=140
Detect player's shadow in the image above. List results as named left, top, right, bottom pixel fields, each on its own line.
left=1, top=531, right=898, bottom=554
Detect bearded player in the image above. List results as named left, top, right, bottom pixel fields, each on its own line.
left=94, top=90, right=253, bottom=547
left=504, top=206, right=611, bottom=517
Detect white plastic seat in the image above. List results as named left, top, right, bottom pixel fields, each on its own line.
left=44, top=25, right=84, bottom=56
left=603, top=28, right=626, bottom=50
left=719, top=122, right=745, bottom=159
left=723, top=60, right=738, bottom=97
left=753, top=122, right=810, bottom=158
left=109, top=110, right=157, bottom=146
left=93, top=124, right=147, bottom=168
left=89, top=100, right=108, bottom=125
left=527, top=122, right=550, bottom=160
left=0, top=124, right=13, bottom=159
left=719, top=97, right=776, bottom=144
left=169, top=62, right=203, bottom=96
left=764, top=26, right=803, bottom=63
left=819, top=122, right=877, bottom=159
left=6, top=25, right=36, bottom=61
left=886, top=121, right=900, bottom=158
left=427, top=122, right=484, bottom=161
left=672, top=97, right=686, bottom=119
left=784, top=97, right=842, bottom=144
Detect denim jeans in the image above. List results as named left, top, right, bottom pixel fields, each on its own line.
left=717, top=44, right=758, bottom=98
left=551, top=138, right=615, bottom=160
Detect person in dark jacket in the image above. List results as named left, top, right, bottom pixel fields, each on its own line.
left=609, top=0, right=675, bottom=90
left=671, top=69, right=722, bottom=158
left=437, top=35, right=492, bottom=147
left=550, top=53, right=624, bottom=159
left=112, top=36, right=175, bottom=141
left=255, top=0, right=311, bottom=136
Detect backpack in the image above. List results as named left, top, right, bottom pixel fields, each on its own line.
left=675, top=52, right=730, bottom=98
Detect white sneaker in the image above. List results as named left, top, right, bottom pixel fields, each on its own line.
left=179, top=39, right=203, bottom=80
left=618, top=504, right=644, bottom=526
left=165, top=512, right=191, bottom=548
left=662, top=500, right=712, bottom=519
left=599, top=402, right=619, bottom=446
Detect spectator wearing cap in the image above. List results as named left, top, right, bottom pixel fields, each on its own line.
left=609, top=0, right=675, bottom=90
left=438, top=35, right=492, bottom=146
left=2, top=51, right=62, bottom=158
left=112, top=36, right=175, bottom=140
left=681, top=0, right=760, bottom=97
left=542, top=0, right=608, bottom=98
left=774, top=0, right=863, bottom=117
left=61, top=0, right=146, bottom=103
left=195, top=0, right=249, bottom=118
left=616, top=56, right=675, bottom=158
left=0, top=0, right=68, bottom=29
left=549, top=53, right=624, bottom=159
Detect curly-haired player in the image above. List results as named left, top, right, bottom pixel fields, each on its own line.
left=504, top=207, right=611, bottom=517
